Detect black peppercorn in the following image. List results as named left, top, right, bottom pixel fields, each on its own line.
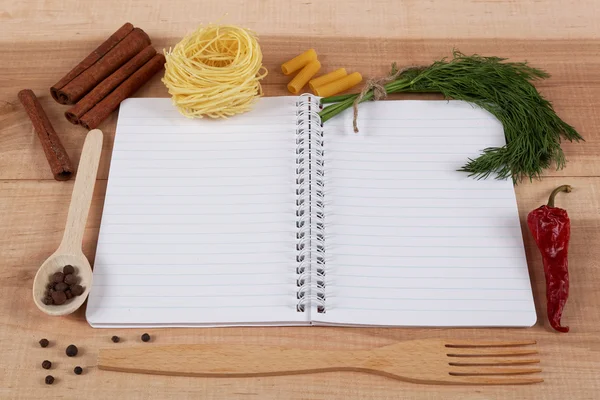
left=45, top=375, right=54, bottom=385
left=64, top=274, right=77, bottom=285
left=39, top=338, right=49, bottom=348
left=111, top=335, right=120, bottom=343
left=42, top=360, right=52, bottom=369
left=51, top=291, right=67, bottom=305
left=65, top=344, right=78, bottom=357
left=52, top=272, right=65, bottom=284
left=54, top=282, right=68, bottom=292
left=63, top=265, right=75, bottom=275
left=74, top=366, right=83, bottom=375
left=141, top=333, right=151, bottom=342
left=70, top=285, right=84, bottom=296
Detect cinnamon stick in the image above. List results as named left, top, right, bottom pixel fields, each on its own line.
left=51, top=23, right=134, bottom=104
left=79, top=54, right=166, bottom=130
left=54, top=28, right=151, bottom=105
left=18, top=90, right=73, bottom=181
left=65, top=45, right=157, bottom=125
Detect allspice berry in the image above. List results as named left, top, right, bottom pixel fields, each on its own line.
left=51, top=291, right=67, bottom=305
left=63, top=265, right=75, bottom=275
left=66, top=344, right=78, bottom=357
left=45, top=375, right=54, bottom=385
left=54, top=282, right=69, bottom=292
left=64, top=274, right=77, bottom=285
left=42, top=360, right=52, bottom=369
left=65, top=290, right=73, bottom=300
left=39, top=338, right=49, bottom=348
left=70, top=285, right=84, bottom=296
left=42, top=297, right=53, bottom=305
left=52, top=272, right=65, bottom=284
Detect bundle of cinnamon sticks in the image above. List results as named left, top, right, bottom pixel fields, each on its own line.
left=18, top=23, right=165, bottom=181
left=52, top=22, right=165, bottom=129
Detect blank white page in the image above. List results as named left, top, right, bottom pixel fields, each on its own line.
left=314, top=100, right=536, bottom=327
left=86, top=97, right=307, bottom=327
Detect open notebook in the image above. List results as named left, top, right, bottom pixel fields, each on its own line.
left=86, top=96, right=537, bottom=327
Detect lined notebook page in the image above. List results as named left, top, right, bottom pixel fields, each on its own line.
left=314, top=101, right=536, bottom=327
left=86, top=97, right=307, bottom=327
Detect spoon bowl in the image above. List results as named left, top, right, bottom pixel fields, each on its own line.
left=33, top=252, right=93, bottom=316
left=32, top=129, right=103, bottom=316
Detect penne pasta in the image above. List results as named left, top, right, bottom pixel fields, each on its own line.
left=309, top=68, right=348, bottom=93
left=314, top=72, right=363, bottom=98
left=287, top=60, right=321, bottom=94
left=281, top=49, right=318, bottom=75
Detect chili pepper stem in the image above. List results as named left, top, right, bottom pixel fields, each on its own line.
left=547, top=185, right=572, bottom=208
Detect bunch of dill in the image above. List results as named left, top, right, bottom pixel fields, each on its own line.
left=319, top=51, right=583, bottom=183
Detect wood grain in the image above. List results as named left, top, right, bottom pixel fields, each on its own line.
left=2, top=0, right=600, bottom=41
left=2, top=1, right=600, bottom=398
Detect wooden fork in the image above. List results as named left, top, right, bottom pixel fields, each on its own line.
left=98, top=339, right=542, bottom=385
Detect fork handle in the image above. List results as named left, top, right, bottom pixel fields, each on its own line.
left=98, top=344, right=362, bottom=377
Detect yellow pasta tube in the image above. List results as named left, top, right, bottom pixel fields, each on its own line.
left=281, top=49, right=317, bottom=75
left=315, top=72, right=363, bottom=98
left=309, top=68, right=348, bottom=93
left=287, top=60, right=321, bottom=94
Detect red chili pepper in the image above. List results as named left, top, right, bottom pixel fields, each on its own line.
left=527, top=185, right=572, bottom=333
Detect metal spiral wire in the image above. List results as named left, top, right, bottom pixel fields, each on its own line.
left=295, top=95, right=326, bottom=313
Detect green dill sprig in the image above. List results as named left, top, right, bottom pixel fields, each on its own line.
left=319, top=51, right=583, bottom=183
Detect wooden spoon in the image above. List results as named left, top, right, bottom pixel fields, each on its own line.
left=32, top=129, right=103, bottom=316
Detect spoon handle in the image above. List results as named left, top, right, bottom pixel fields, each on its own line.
left=59, top=129, right=103, bottom=254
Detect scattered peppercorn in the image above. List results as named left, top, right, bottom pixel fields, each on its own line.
left=70, top=285, right=84, bottom=296
left=45, top=375, right=54, bottom=385
left=141, top=333, right=151, bottom=342
left=65, top=344, right=78, bottom=357
left=65, top=290, right=73, bottom=300
left=51, top=291, right=67, bottom=305
left=64, top=274, right=77, bottom=285
left=39, top=338, right=49, bottom=348
left=111, top=335, right=120, bottom=343
left=42, top=360, right=52, bottom=369
left=54, top=282, right=69, bottom=292
left=63, top=265, right=75, bottom=275
left=52, top=272, right=65, bottom=284
left=74, top=366, right=83, bottom=375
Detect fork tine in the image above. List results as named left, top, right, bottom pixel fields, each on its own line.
left=445, top=340, right=537, bottom=348
left=449, top=357, right=540, bottom=366
left=449, top=376, right=544, bottom=385
left=447, top=347, right=538, bottom=357
left=449, top=366, right=542, bottom=376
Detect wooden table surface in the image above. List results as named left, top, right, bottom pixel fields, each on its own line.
left=1, top=1, right=600, bottom=399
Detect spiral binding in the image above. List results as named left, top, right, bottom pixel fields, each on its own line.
left=295, top=94, right=326, bottom=314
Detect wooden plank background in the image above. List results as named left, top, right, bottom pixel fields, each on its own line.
left=1, top=1, right=599, bottom=399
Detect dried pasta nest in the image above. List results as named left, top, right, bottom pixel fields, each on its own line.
left=162, top=24, right=268, bottom=118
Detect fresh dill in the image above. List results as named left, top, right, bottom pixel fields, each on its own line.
left=318, top=51, right=583, bottom=183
